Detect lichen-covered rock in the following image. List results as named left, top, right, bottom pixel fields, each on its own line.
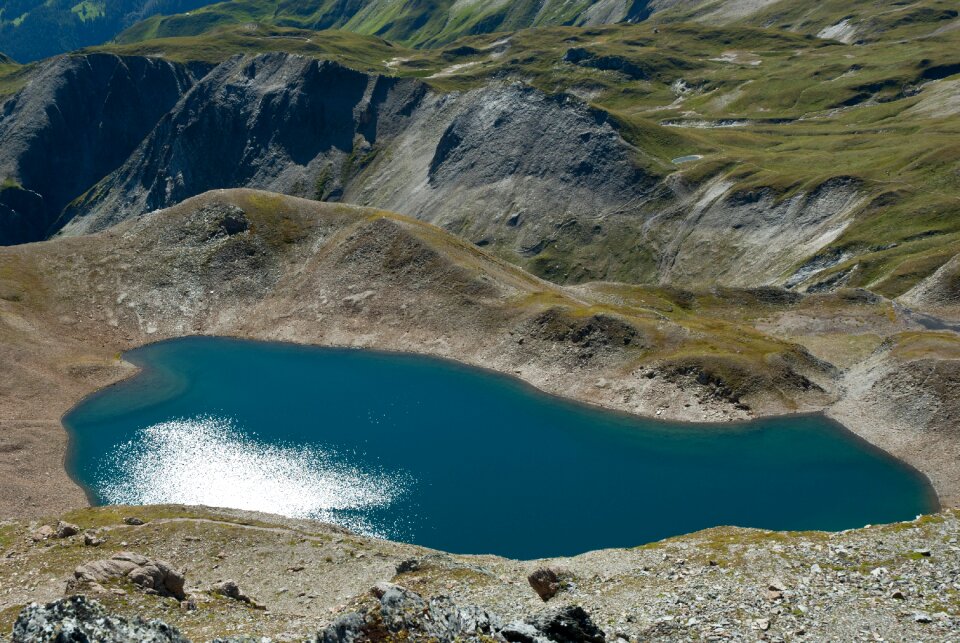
left=211, top=579, right=260, bottom=607
left=11, top=595, right=189, bottom=643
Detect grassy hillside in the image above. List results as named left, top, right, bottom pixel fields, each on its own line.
left=116, top=0, right=649, bottom=47
left=95, top=11, right=960, bottom=295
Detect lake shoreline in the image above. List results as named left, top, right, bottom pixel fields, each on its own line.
left=60, top=334, right=940, bottom=558
left=1, top=189, right=955, bottom=525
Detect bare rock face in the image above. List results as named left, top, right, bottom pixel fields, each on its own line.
left=12, top=595, right=189, bottom=643
left=528, top=567, right=563, bottom=601
left=64, top=53, right=426, bottom=235
left=0, top=53, right=198, bottom=244
left=70, top=552, right=186, bottom=600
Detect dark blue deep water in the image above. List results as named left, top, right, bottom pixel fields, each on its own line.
left=64, top=336, right=937, bottom=559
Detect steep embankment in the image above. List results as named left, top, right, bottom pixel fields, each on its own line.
left=0, top=53, right=200, bottom=244
left=1, top=505, right=958, bottom=641
left=64, top=52, right=660, bottom=278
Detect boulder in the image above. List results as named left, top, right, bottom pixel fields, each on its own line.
left=55, top=521, right=80, bottom=538
left=211, top=580, right=262, bottom=608
left=528, top=567, right=563, bottom=601
left=71, top=552, right=186, bottom=600
left=30, top=525, right=55, bottom=542
left=395, top=557, right=422, bottom=574
left=526, top=606, right=606, bottom=643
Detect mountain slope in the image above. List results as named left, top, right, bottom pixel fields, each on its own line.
left=2, top=7, right=958, bottom=292
left=0, top=1, right=218, bottom=63
left=0, top=53, right=200, bottom=244
left=117, top=0, right=656, bottom=47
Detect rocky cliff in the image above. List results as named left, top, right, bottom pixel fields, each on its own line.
left=0, top=53, right=199, bottom=244
left=63, top=52, right=661, bottom=268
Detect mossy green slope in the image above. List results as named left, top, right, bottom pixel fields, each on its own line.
left=116, top=0, right=648, bottom=47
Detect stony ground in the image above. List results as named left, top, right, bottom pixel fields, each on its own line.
left=1, top=505, right=958, bottom=641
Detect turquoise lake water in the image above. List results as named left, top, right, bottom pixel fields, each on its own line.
left=64, top=336, right=937, bottom=559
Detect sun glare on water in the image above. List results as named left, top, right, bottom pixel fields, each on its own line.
left=97, top=416, right=409, bottom=537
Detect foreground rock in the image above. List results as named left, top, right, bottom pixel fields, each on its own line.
left=528, top=567, right=564, bottom=601
left=12, top=589, right=605, bottom=643
left=319, top=583, right=604, bottom=643
left=12, top=596, right=188, bottom=643
left=0, top=506, right=958, bottom=642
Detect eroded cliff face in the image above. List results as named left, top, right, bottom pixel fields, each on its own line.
left=63, top=52, right=660, bottom=264
left=63, top=53, right=430, bottom=234
left=0, top=53, right=199, bottom=244
left=0, top=51, right=864, bottom=289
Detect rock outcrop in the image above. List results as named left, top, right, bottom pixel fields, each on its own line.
left=12, top=595, right=189, bottom=643
left=12, top=589, right=606, bottom=643
left=69, top=552, right=186, bottom=600
left=316, top=583, right=605, bottom=643
left=64, top=53, right=427, bottom=235
left=62, top=52, right=656, bottom=272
